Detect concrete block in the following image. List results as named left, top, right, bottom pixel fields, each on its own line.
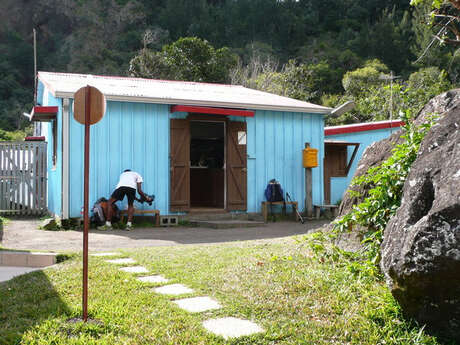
left=26, top=253, right=56, bottom=267
left=160, top=216, right=179, bottom=227
left=2, top=253, right=28, bottom=266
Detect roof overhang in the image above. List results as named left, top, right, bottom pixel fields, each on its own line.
left=24, top=106, right=58, bottom=122
left=324, top=140, right=360, bottom=146
left=52, top=91, right=330, bottom=114
left=325, top=120, right=404, bottom=136
left=171, top=105, right=254, bottom=117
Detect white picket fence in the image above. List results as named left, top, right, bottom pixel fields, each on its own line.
left=0, top=141, right=47, bottom=215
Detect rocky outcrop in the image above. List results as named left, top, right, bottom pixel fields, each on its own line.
left=380, top=102, right=460, bottom=339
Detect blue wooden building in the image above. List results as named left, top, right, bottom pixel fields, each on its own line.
left=31, top=72, right=331, bottom=219
left=323, top=120, right=403, bottom=205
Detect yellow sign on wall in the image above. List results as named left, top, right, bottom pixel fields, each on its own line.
left=303, top=147, right=318, bottom=168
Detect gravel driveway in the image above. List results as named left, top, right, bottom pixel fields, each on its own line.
left=1, top=218, right=328, bottom=252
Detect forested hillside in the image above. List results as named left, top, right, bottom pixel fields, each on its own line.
left=0, top=0, right=457, bottom=134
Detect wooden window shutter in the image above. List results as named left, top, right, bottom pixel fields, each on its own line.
left=170, top=119, right=190, bottom=212
left=227, top=121, right=247, bottom=211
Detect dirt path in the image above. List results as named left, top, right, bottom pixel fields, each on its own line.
left=1, top=218, right=329, bottom=252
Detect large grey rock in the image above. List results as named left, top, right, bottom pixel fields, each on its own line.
left=380, top=101, right=460, bottom=338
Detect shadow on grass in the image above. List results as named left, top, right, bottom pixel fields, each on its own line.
left=0, top=269, right=71, bottom=344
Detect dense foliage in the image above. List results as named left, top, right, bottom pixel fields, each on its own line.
left=307, top=99, right=434, bottom=277
left=0, top=0, right=458, bottom=136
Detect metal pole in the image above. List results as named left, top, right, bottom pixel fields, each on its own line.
left=33, top=29, right=37, bottom=105
left=390, top=71, right=393, bottom=134
left=82, top=86, right=91, bottom=322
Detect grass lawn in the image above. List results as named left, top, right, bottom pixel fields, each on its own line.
left=0, top=236, right=445, bottom=344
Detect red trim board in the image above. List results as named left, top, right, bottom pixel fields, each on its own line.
left=171, top=105, right=254, bottom=117
left=34, top=106, right=59, bottom=114
left=25, top=136, right=46, bottom=141
left=325, top=120, right=404, bottom=136
left=29, top=106, right=58, bottom=122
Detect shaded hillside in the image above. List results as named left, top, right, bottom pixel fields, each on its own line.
left=0, top=0, right=455, bottom=132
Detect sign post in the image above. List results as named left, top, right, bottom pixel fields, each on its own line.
left=73, top=85, right=105, bottom=322
left=304, top=143, right=313, bottom=218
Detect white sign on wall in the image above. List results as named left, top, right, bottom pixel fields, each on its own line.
left=238, top=131, right=246, bottom=145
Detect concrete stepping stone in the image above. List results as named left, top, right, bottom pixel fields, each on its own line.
left=105, top=258, right=136, bottom=264
left=203, top=317, right=264, bottom=339
left=154, top=284, right=194, bottom=295
left=119, top=266, right=149, bottom=273
left=90, top=252, right=118, bottom=257
left=174, top=296, right=221, bottom=313
left=137, top=275, right=169, bottom=284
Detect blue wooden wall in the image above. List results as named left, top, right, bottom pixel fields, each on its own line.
left=326, top=127, right=400, bottom=204
left=68, top=101, right=170, bottom=218
left=38, top=84, right=62, bottom=217
left=246, top=110, right=324, bottom=213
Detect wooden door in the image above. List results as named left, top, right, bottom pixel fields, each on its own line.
left=227, top=121, right=247, bottom=210
left=170, top=119, right=190, bottom=212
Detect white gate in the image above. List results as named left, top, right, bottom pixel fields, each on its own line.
left=0, top=141, right=47, bottom=215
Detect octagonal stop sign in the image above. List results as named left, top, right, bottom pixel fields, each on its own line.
left=73, top=85, right=106, bottom=125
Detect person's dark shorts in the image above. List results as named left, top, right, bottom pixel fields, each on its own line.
left=111, top=186, right=136, bottom=206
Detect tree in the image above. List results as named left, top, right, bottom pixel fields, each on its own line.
left=323, top=61, right=452, bottom=125
left=411, top=0, right=460, bottom=46
left=129, top=37, right=238, bottom=83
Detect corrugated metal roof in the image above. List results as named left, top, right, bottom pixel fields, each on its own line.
left=38, top=71, right=331, bottom=114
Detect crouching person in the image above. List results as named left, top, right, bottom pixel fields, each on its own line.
left=98, top=169, right=152, bottom=231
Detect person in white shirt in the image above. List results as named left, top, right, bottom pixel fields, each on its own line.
left=98, top=169, right=152, bottom=230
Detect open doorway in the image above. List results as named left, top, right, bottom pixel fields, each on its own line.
left=190, top=121, right=225, bottom=210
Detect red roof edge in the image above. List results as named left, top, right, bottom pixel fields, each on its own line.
left=34, top=106, right=59, bottom=114
left=325, top=120, right=404, bottom=136
left=28, top=106, right=58, bottom=122
left=25, top=136, right=46, bottom=141
left=171, top=105, right=254, bottom=117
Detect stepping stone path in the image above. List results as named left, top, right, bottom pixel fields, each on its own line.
left=105, top=258, right=136, bottom=264
left=104, top=256, right=264, bottom=339
left=203, top=317, right=264, bottom=339
left=137, top=275, right=169, bottom=283
left=154, top=284, right=194, bottom=295
left=174, top=296, right=221, bottom=313
left=119, top=266, right=149, bottom=273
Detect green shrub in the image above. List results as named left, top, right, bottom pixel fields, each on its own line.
left=307, top=104, right=434, bottom=278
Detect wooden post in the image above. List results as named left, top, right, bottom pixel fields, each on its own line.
left=73, top=85, right=105, bottom=323
left=305, top=143, right=313, bottom=218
